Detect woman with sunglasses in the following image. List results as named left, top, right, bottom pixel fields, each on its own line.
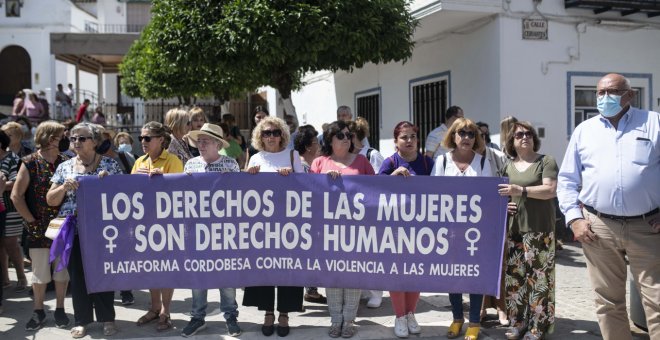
left=497, top=122, right=558, bottom=340
left=310, top=120, right=375, bottom=338
left=243, top=116, right=303, bottom=337
left=46, top=123, right=123, bottom=338
left=164, top=108, right=193, bottom=164
left=132, top=121, right=183, bottom=332
left=378, top=121, right=434, bottom=338
left=431, top=118, right=492, bottom=340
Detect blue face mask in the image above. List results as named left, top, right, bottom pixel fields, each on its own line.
left=597, top=94, right=623, bottom=118
left=117, top=143, right=132, bottom=154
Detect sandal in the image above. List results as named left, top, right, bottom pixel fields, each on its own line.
left=136, top=309, right=159, bottom=326
left=103, top=322, right=118, bottom=336
left=156, top=314, right=172, bottom=331
left=71, top=325, right=86, bottom=338
left=447, top=320, right=464, bottom=339
left=464, top=323, right=480, bottom=340
left=498, top=310, right=510, bottom=326
left=262, top=312, right=275, bottom=336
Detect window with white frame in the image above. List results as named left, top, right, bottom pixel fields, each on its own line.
left=574, top=86, right=643, bottom=129
left=568, top=73, right=650, bottom=135
left=410, top=74, right=449, bottom=154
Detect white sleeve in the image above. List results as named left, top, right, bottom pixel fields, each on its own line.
left=292, top=150, right=305, bottom=173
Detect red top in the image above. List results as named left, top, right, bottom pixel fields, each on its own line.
left=310, top=154, right=375, bottom=175
left=75, top=103, right=89, bottom=122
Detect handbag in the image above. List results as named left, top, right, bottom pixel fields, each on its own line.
left=45, top=217, right=66, bottom=240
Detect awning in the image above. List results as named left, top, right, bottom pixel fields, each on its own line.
left=50, top=33, right=139, bottom=73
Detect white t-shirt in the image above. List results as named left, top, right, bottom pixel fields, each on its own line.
left=358, top=147, right=384, bottom=173
left=425, top=124, right=449, bottom=159
left=247, top=148, right=304, bottom=173
left=431, top=151, right=492, bottom=177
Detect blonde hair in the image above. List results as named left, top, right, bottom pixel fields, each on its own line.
left=349, top=117, right=370, bottom=141
left=250, top=116, right=290, bottom=152
left=441, top=117, right=484, bottom=152
left=34, top=121, right=66, bottom=149
left=188, top=107, right=208, bottom=125
left=1, top=122, right=23, bottom=140
left=500, top=115, right=518, bottom=155
left=164, top=108, right=189, bottom=137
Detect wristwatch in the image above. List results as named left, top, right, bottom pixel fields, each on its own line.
left=522, top=186, right=527, bottom=197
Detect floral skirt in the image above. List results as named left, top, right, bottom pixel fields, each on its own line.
left=505, top=231, right=555, bottom=334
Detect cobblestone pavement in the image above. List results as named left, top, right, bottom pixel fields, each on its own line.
left=0, top=242, right=650, bottom=339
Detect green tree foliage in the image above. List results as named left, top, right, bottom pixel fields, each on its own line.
left=123, top=0, right=417, bottom=105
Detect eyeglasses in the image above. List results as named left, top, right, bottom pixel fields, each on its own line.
left=261, top=129, right=282, bottom=138
left=514, top=131, right=533, bottom=139
left=398, top=134, right=417, bottom=141
left=335, top=131, right=354, bottom=140
left=456, top=130, right=476, bottom=139
left=597, top=89, right=628, bottom=97
left=138, top=135, right=159, bottom=142
left=69, top=136, right=92, bottom=143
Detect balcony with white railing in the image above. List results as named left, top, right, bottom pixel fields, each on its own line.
left=84, top=21, right=146, bottom=33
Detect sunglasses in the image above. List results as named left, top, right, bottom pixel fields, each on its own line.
left=261, top=129, right=282, bottom=138
left=335, top=131, right=354, bottom=140
left=69, top=136, right=92, bottom=143
left=138, top=135, right=159, bottom=142
left=514, top=131, right=533, bottom=139
left=456, top=130, right=476, bottom=139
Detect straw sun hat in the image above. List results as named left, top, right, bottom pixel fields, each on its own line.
left=188, top=123, right=230, bottom=149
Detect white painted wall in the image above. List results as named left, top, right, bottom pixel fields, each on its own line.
left=292, top=1, right=660, bottom=163
left=327, top=12, right=501, bottom=157
left=291, top=71, right=337, bottom=130
left=498, top=1, right=660, bottom=162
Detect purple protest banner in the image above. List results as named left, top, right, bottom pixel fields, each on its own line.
left=76, top=172, right=508, bottom=295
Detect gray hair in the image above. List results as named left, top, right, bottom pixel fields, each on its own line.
left=337, top=105, right=352, bottom=116
left=70, top=122, right=104, bottom=145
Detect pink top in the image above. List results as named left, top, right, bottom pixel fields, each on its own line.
left=310, top=155, right=375, bottom=175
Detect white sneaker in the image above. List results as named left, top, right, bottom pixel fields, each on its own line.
left=406, top=312, right=421, bottom=334
left=394, top=316, right=409, bottom=338
left=366, top=290, right=383, bottom=308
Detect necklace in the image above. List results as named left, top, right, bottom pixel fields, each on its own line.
left=78, top=153, right=97, bottom=167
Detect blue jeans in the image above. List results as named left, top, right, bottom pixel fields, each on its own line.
left=449, top=293, right=483, bottom=323
left=191, top=288, right=239, bottom=321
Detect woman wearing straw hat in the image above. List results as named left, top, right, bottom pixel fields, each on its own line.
left=181, top=123, right=242, bottom=337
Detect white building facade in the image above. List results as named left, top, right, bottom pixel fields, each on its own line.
left=287, top=0, right=660, bottom=162
left=0, top=0, right=148, bottom=112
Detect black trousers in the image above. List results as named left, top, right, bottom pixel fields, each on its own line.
left=243, top=286, right=303, bottom=313
left=69, top=235, right=115, bottom=325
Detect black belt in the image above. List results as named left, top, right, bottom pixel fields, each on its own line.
left=583, top=205, right=659, bottom=221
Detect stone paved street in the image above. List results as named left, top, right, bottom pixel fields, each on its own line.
left=0, top=242, right=650, bottom=339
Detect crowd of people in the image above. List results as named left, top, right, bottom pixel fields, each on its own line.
left=0, top=73, right=657, bottom=340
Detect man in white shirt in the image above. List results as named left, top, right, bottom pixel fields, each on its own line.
left=424, top=106, right=464, bottom=159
